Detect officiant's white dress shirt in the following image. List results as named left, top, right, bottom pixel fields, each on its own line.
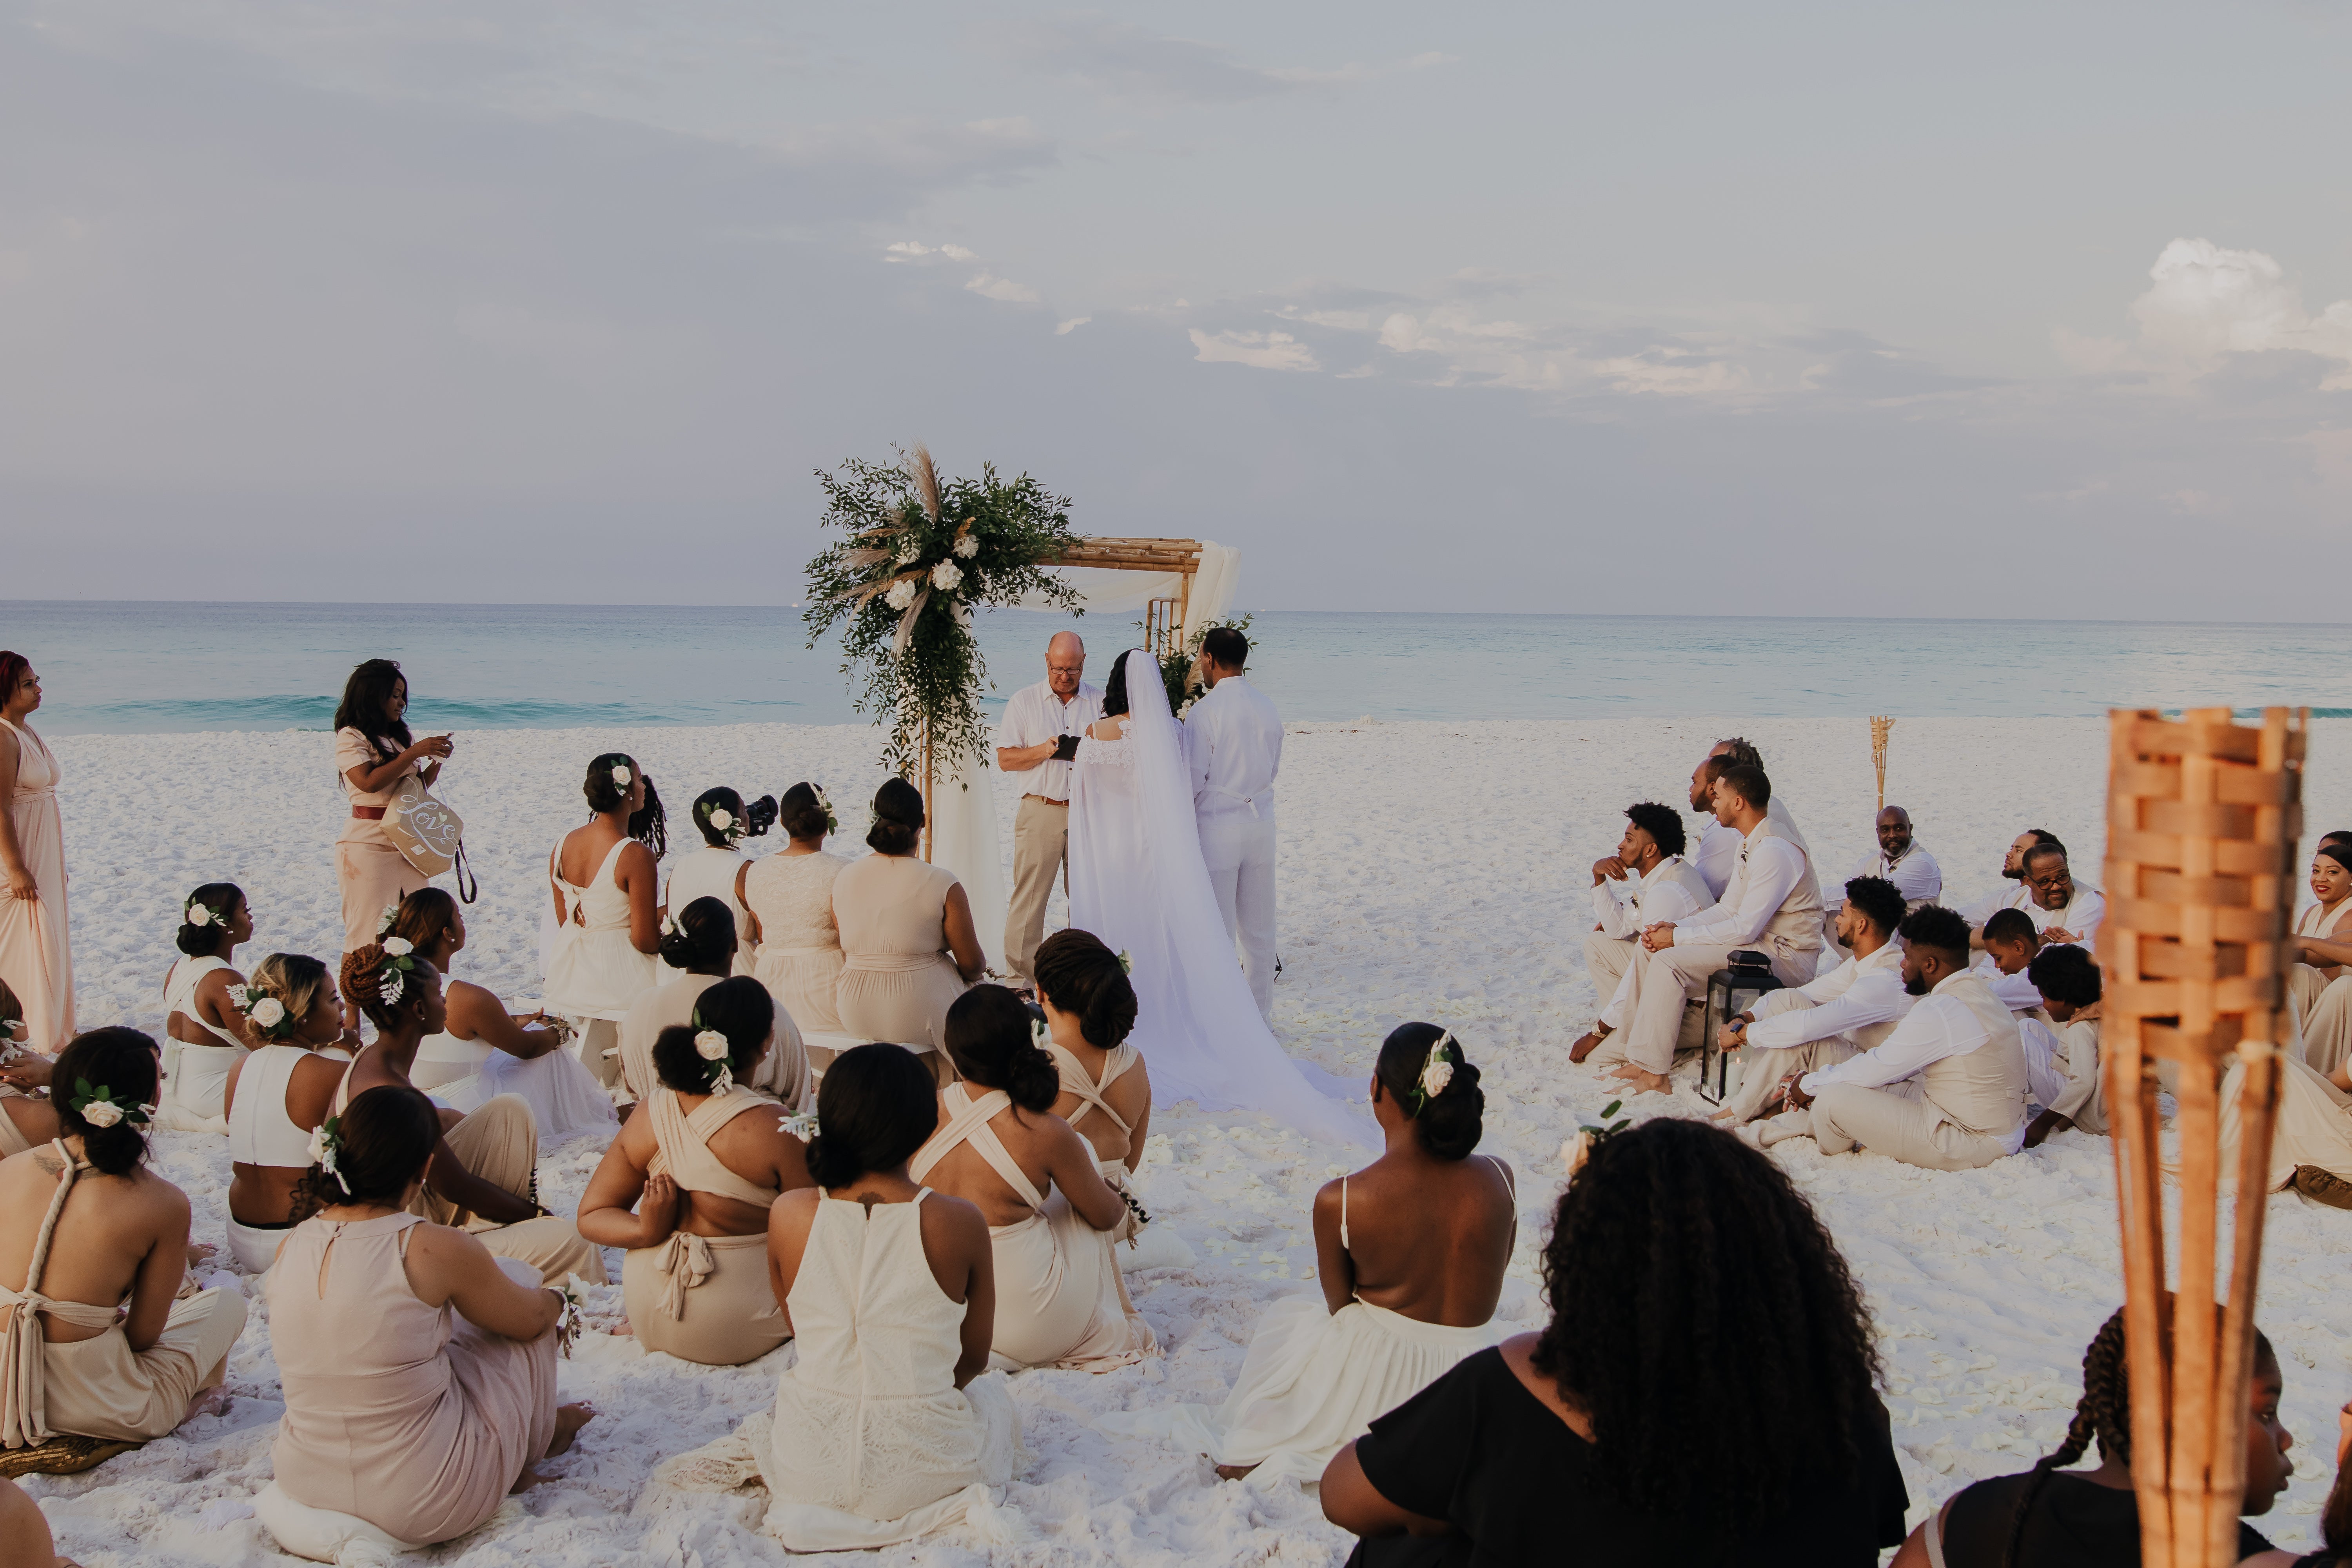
left=996, top=679, right=1102, bottom=803
left=1744, top=941, right=1913, bottom=1050
left=1846, top=843, right=1943, bottom=904
left=1188, top=676, right=1282, bottom=823
left=1695, top=798, right=1808, bottom=900
left=1964, top=882, right=2107, bottom=947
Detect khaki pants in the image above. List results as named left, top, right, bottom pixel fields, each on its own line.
left=1813, top=1080, right=2010, bottom=1171
left=1583, top=929, right=1636, bottom=1016
left=1005, top=796, right=1071, bottom=984
left=1723, top=988, right=1868, bottom=1122
left=1613, top=941, right=1742, bottom=1075
left=414, top=1094, right=608, bottom=1285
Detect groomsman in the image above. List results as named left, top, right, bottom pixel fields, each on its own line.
left=1689, top=738, right=1809, bottom=899
left=995, top=631, right=1100, bottom=985
left=1188, top=627, right=1282, bottom=1020
left=1852, top=807, right=1942, bottom=908
left=1570, top=803, right=1713, bottom=1063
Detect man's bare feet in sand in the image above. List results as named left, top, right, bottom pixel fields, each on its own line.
left=185, top=1242, right=216, bottom=1269
left=184, top=1386, right=233, bottom=1422
left=1568, top=1026, right=1610, bottom=1064
left=511, top=1403, right=597, bottom=1492
left=1607, top=1062, right=1672, bottom=1096
left=1214, top=1462, right=1258, bottom=1481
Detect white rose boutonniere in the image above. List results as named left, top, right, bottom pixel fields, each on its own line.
left=885, top=578, right=918, bottom=611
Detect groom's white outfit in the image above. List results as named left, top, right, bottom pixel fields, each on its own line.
left=1187, top=672, right=1282, bottom=1020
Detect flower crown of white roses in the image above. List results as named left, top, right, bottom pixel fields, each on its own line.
left=69, top=1078, right=154, bottom=1131
left=231, top=983, right=299, bottom=1040
left=1410, top=1031, right=1457, bottom=1115
left=690, top=1010, right=735, bottom=1094
left=308, top=1115, right=349, bottom=1194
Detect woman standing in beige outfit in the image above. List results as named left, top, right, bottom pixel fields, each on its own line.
left=579, top=1021, right=812, bottom=1365
left=833, top=779, right=983, bottom=1083
left=0, top=652, right=73, bottom=1054
left=266, top=1084, right=592, bottom=1547
left=332, top=659, right=452, bottom=961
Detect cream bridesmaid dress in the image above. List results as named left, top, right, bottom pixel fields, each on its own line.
left=0, top=718, right=72, bottom=1053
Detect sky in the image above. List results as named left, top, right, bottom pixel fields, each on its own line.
left=3, top=1, right=2349, bottom=618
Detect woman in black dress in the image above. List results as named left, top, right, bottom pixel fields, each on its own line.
left=1321, top=1116, right=1907, bottom=1566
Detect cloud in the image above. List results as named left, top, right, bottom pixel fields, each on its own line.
left=1187, top=328, right=1318, bottom=371
left=965, top=271, right=1040, bottom=303
left=1055, top=316, right=1091, bottom=334
left=886, top=241, right=979, bottom=262
left=2111, top=238, right=2352, bottom=389
left=989, top=15, right=1451, bottom=107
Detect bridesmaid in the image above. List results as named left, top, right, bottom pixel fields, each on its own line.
left=832, top=778, right=984, bottom=1084
left=544, top=753, right=664, bottom=1089
left=266, top=1084, right=593, bottom=1548
left=157, top=882, right=255, bottom=1134
left=221, top=954, right=359, bottom=1270
left=0, top=652, right=73, bottom=1054
left=743, top=782, right=851, bottom=1059
left=332, top=659, right=453, bottom=985
left=668, top=788, right=757, bottom=973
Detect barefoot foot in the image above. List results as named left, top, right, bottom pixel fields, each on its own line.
left=1607, top=1064, right=1673, bottom=1096
left=185, top=1386, right=232, bottom=1422
left=545, top=1402, right=595, bottom=1459
left=1568, top=1027, right=1609, bottom=1064
left=1214, top=1463, right=1259, bottom=1481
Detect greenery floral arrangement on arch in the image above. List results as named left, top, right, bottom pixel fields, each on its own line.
left=803, top=446, right=1084, bottom=777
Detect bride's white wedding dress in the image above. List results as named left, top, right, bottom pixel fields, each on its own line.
left=1068, top=651, right=1372, bottom=1151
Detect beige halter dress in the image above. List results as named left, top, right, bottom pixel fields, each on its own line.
left=0, top=1141, right=249, bottom=1447
left=0, top=718, right=72, bottom=1053
left=619, top=1084, right=790, bottom=1366
left=1047, top=1042, right=1146, bottom=1240
left=909, top=1085, right=1156, bottom=1372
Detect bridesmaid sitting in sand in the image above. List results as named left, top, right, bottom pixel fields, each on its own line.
left=667, top=788, right=757, bottom=971
left=265, top=1085, right=593, bottom=1549
left=911, top=985, right=1153, bottom=1372
left=0, top=1029, right=248, bottom=1450
left=620, top=913, right=810, bottom=1108
left=334, top=942, right=606, bottom=1285
left=1036, top=930, right=1151, bottom=1182
left=221, top=955, right=361, bottom=1270
left=392, top=890, right=616, bottom=1146
left=1106, top=1023, right=1514, bottom=1485
left=833, top=778, right=983, bottom=1083
left=742, top=782, right=849, bottom=1050
left=578, top=1018, right=813, bottom=1365
left=544, top=753, right=664, bottom=1089
left=756, top=1043, right=1014, bottom=1550
left=156, top=883, right=253, bottom=1134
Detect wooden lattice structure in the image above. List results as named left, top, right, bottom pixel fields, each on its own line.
left=2100, top=706, right=2307, bottom=1566
left=1041, top=537, right=1204, bottom=659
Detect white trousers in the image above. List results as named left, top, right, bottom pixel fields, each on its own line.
left=1199, top=814, right=1278, bottom=1020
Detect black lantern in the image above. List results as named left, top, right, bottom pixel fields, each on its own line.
left=1697, top=949, right=1785, bottom=1105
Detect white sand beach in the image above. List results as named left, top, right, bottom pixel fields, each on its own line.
left=22, top=714, right=2352, bottom=1565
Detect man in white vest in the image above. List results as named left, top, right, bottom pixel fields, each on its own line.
left=1601, top=762, right=1823, bottom=1094
left=1187, top=626, right=1282, bottom=1020
left=1712, top=873, right=1915, bottom=1125
left=1781, top=904, right=2031, bottom=1171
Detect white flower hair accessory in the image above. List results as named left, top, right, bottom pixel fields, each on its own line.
left=382, top=936, right=413, bottom=958
left=707, top=806, right=737, bottom=835
left=184, top=902, right=216, bottom=928
left=781, top=1110, right=819, bottom=1140
left=1116, top=949, right=1134, bottom=976
left=248, top=996, right=288, bottom=1029
left=308, top=1117, right=349, bottom=1194
left=609, top=763, right=633, bottom=788
left=885, top=577, right=919, bottom=611
left=693, top=1027, right=734, bottom=1093
left=929, top=559, right=964, bottom=592
left=377, top=901, right=402, bottom=936
left=69, top=1078, right=152, bottom=1131
left=225, top=984, right=250, bottom=1009
left=380, top=971, right=405, bottom=1005
left=1412, top=1031, right=1457, bottom=1113
left=82, top=1099, right=124, bottom=1129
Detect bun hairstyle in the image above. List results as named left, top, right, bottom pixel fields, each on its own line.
left=693, top=787, right=747, bottom=849
left=660, top=896, right=738, bottom=971
left=176, top=882, right=245, bottom=957
left=1033, top=929, right=1137, bottom=1048
left=944, top=984, right=1060, bottom=1112
left=291, top=1084, right=440, bottom=1222
left=53, top=1028, right=161, bottom=1178
left=691, top=976, right=774, bottom=1064
left=387, top=886, right=460, bottom=958
left=245, top=953, right=331, bottom=1042
left=780, top=782, right=832, bottom=842
left=1376, top=1022, right=1484, bottom=1160
left=867, top=777, right=925, bottom=855
left=806, top=1043, right=942, bottom=1189
left=341, top=943, right=439, bottom=1035
left=584, top=751, right=668, bottom=860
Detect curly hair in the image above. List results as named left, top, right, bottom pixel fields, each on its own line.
left=340, top=943, right=439, bottom=1035
left=332, top=657, right=412, bottom=756
left=1623, top=801, right=1687, bottom=860
left=1528, top=1118, right=1881, bottom=1529
left=1841, top=875, right=1907, bottom=940
left=584, top=752, right=667, bottom=860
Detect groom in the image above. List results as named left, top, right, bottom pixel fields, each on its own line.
left=1187, top=627, right=1281, bottom=1020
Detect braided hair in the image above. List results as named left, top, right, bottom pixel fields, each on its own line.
left=340, top=942, right=439, bottom=1036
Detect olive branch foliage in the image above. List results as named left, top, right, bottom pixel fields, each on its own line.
left=802, top=448, right=1083, bottom=778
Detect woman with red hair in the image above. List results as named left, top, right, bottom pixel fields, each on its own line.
left=0, top=652, right=72, bottom=1053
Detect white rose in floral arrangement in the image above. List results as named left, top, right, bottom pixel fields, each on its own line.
left=953, top=534, right=979, bottom=559
left=885, top=578, right=918, bottom=611
left=895, top=539, right=920, bottom=565
left=929, top=560, right=963, bottom=592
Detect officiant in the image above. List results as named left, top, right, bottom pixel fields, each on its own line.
left=996, top=631, right=1102, bottom=985
left=1187, top=627, right=1283, bottom=1021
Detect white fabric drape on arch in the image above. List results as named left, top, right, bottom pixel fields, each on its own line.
left=1067, top=649, right=1373, bottom=1151
left=1015, top=541, right=1241, bottom=651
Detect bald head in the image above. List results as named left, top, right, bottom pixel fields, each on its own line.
left=1045, top=632, right=1085, bottom=698
left=1876, top=806, right=1913, bottom=859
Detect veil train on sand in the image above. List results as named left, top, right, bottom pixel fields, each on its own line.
left=1068, top=650, right=1374, bottom=1152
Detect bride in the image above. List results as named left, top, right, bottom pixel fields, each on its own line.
left=1068, top=650, right=1370, bottom=1151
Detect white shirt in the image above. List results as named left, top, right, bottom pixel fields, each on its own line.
left=1846, top=843, right=1943, bottom=904
left=1971, top=955, right=2044, bottom=1013
left=995, top=679, right=1103, bottom=803
left=1803, top=971, right=2024, bottom=1152
left=1744, top=941, right=1912, bottom=1050
left=1965, top=881, right=2107, bottom=947
left=1675, top=827, right=1808, bottom=948
left=1590, top=856, right=1707, bottom=940
left=1695, top=797, right=1808, bottom=900
left=1188, top=675, right=1283, bottom=823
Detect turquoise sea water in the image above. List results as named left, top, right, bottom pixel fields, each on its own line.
left=3, top=601, right=2348, bottom=734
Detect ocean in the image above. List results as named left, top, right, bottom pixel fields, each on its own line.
left=4, top=601, right=2348, bottom=734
